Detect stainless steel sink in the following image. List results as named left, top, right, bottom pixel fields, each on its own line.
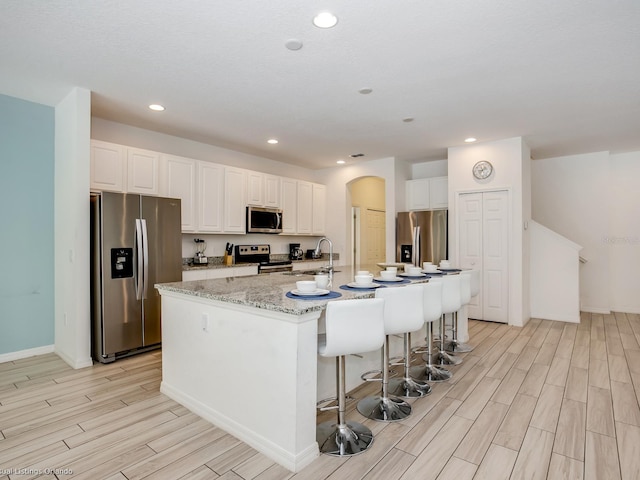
left=283, top=269, right=340, bottom=276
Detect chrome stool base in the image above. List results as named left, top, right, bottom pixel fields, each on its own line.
left=316, top=421, right=374, bottom=456
left=357, top=395, right=412, bottom=422
left=436, top=350, right=463, bottom=366
left=444, top=339, right=474, bottom=353
left=410, top=364, right=452, bottom=382
left=388, top=376, right=432, bottom=398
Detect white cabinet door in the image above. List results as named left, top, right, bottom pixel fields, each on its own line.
left=264, top=174, right=281, bottom=208
left=312, top=183, right=326, bottom=235
left=90, top=140, right=125, bottom=192
left=198, top=162, right=224, bottom=232
left=406, top=178, right=430, bottom=210
left=281, top=178, right=297, bottom=234
left=296, top=181, right=313, bottom=234
left=161, top=154, right=197, bottom=232
left=458, top=190, right=509, bottom=323
left=224, top=167, right=246, bottom=233
left=246, top=171, right=264, bottom=206
left=127, top=147, right=159, bottom=195
left=429, top=176, right=448, bottom=209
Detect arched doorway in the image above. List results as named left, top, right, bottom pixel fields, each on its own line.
left=348, top=176, right=386, bottom=267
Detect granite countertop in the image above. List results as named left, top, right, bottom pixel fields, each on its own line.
left=157, top=264, right=429, bottom=316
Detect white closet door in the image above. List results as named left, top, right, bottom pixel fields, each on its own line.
left=458, top=192, right=483, bottom=318
left=458, top=190, right=509, bottom=323
left=482, top=190, right=509, bottom=323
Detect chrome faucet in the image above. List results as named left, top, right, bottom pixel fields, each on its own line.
left=314, top=237, right=333, bottom=275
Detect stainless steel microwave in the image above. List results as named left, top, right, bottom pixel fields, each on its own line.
left=246, top=206, right=283, bottom=234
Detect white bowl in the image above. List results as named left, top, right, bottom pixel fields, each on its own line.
left=386, top=266, right=398, bottom=274
left=296, top=280, right=317, bottom=293
left=422, top=262, right=433, bottom=270
left=380, top=270, right=396, bottom=280
left=354, top=274, right=373, bottom=285
left=407, top=267, right=422, bottom=276
left=314, top=274, right=330, bottom=289
left=439, top=261, right=450, bottom=268
left=424, top=265, right=438, bottom=272
left=357, top=270, right=370, bottom=275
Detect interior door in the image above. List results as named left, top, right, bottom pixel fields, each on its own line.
left=458, top=190, right=509, bottom=323
left=361, top=209, right=386, bottom=265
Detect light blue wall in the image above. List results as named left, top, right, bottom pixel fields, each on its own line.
left=0, top=94, right=55, bottom=354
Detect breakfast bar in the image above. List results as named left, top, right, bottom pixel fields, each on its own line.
left=155, top=266, right=443, bottom=472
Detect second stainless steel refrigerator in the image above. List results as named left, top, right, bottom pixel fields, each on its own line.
left=396, top=210, right=448, bottom=266
left=91, top=192, right=182, bottom=363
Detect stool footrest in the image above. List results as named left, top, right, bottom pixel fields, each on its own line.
left=360, top=369, right=382, bottom=382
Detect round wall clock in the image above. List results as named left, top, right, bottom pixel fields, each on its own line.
left=472, top=160, right=493, bottom=179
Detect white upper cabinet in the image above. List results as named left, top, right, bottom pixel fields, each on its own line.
left=281, top=177, right=298, bottom=234
left=90, top=140, right=160, bottom=196
left=126, top=147, right=160, bottom=195
left=406, top=176, right=448, bottom=210
left=263, top=174, right=281, bottom=208
left=197, top=161, right=224, bottom=232
left=90, top=140, right=125, bottom=192
left=160, top=154, right=197, bottom=232
left=246, top=171, right=281, bottom=208
left=429, top=176, right=448, bottom=209
left=296, top=181, right=313, bottom=234
left=312, top=183, right=326, bottom=235
left=223, top=167, right=246, bottom=233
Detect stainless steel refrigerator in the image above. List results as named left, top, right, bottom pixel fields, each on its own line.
left=90, top=192, right=182, bottom=363
left=396, top=210, right=448, bottom=266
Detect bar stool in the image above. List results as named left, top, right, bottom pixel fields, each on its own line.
left=435, top=274, right=462, bottom=366
left=357, top=284, right=428, bottom=420
left=444, top=271, right=473, bottom=353
left=316, top=297, right=385, bottom=456
left=410, top=280, right=452, bottom=382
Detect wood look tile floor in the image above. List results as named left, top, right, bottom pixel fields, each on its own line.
left=2, top=313, right=640, bottom=479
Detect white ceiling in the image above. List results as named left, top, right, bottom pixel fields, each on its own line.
left=2, top=1, right=639, bottom=169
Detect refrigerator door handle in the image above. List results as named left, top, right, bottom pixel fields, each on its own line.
left=135, top=219, right=144, bottom=300
left=141, top=219, right=149, bottom=299
left=413, top=226, right=421, bottom=266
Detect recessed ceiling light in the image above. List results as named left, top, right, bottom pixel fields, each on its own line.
left=285, top=39, right=303, bottom=51
left=267, top=139, right=279, bottom=145
left=149, top=104, right=165, bottom=111
left=464, top=137, right=477, bottom=143
left=358, top=88, right=373, bottom=95
left=313, top=12, right=338, bottom=28
left=336, top=160, right=346, bottom=165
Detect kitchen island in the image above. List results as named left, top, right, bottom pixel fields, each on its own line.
left=155, top=266, right=428, bottom=472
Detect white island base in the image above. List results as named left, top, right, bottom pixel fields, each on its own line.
left=159, top=290, right=321, bottom=472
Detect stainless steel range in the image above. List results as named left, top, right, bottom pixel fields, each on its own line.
left=234, top=244, right=293, bottom=274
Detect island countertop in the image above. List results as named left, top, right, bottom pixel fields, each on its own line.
left=156, top=264, right=399, bottom=316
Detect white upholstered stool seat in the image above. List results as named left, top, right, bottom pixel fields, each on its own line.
left=316, top=297, right=385, bottom=456
left=357, top=284, right=428, bottom=421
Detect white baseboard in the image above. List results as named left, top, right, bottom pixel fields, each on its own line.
left=54, top=348, right=94, bottom=369
left=0, top=344, right=55, bottom=364
left=609, top=306, right=640, bottom=315
left=160, top=381, right=319, bottom=472
left=580, top=306, right=612, bottom=314
left=530, top=310, right=580, bottom=323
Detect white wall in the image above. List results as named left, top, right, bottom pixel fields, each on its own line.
left=531, top=151, right=610, bottom=313
left=315, top=157, right=399, bottom=265
left=55, top=88, right=93, bottom=368
left=532, top=150, right=640, bottom=314
left=411, top=159, right=448, bottom=179
left=448, top=137, right=531, bottom=327
left=609, top=151, right=640, bottom=313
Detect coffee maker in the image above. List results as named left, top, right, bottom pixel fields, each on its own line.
left=289, top=243, right=303, bottom=260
